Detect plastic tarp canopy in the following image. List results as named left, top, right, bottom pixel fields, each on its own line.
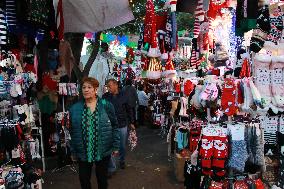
left=63, top=0, right=134, bottom=33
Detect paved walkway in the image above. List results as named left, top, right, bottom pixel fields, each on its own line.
left=42, top=127, right=184, bottom=189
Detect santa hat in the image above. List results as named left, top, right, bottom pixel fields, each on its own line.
left=162, top=57, right=176, bottom=78
left=170, top=0, right=177, bottom=12
left=147, top=58, right=162, bottom=79
left=147, top=46, right=161, bottom=58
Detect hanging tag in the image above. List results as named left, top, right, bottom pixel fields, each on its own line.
left=269, top=3, right=278, bottom=13
left=11, top=148, right=20, bottom=158
left=231, top=126, right=245, bottom=140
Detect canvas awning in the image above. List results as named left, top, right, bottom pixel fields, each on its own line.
left=63, top=0, right=134, bottom=33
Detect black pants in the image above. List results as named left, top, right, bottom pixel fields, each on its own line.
left=138, top=105, right=147, bottom=125
left=78, top=156, right=111, bottom=189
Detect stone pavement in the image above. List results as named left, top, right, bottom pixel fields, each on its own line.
left=42, top=127, right=184, bottom=189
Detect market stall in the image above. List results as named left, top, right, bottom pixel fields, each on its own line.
left=129, top=0, right=284, bottom=188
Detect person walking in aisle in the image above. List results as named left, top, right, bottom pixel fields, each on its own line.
left=137, top=85, right=149, bottom=126
left=69, top=77, right=120, bottom=189
left=122, top=78, right=139, bottom=126
left=103, top=79, right=135, bottom=173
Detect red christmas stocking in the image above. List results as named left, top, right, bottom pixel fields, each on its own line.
left=221, top=78, right=237, bottom=116
left=199, top=135, right=214, bottom=169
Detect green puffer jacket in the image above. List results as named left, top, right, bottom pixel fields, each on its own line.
left=69, top=98, right=120, bottom=161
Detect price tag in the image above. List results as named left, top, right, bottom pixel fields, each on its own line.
left=231, top=125, right=245, bottom=141
left=11, top=148, right=20, bottom=158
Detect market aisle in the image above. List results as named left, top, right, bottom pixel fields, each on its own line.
left=42, top=127, right=183, bottom=189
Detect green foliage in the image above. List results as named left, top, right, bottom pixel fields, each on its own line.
left=105, top=0, right=194, bottom=35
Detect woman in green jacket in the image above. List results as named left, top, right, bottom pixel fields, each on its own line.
left=69, top=77, right=120, bottom=189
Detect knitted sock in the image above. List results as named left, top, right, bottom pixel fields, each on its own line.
left=271, top=56, right=284, bottom=108
left=280, top=115, right=284, bottom=134
left=221, top=78, right=237, bottom=116
left=170, top=100, right=178, bottom=117
left=266, top=6, right=283, bottom=45
left=212, top=136, right=228, bottom=169
left=199, top=135, right=214, bottom=169
left=0, top=8, right=7, bottom=45
left=193, top=19, right=200, bottom=39
left=195, top=0, right=205, bottom=21
left=253, top=54, right=272, bottom=109
left=179, top=97, right=188, bottom=117
left=250, top=5, right=271, bottom=53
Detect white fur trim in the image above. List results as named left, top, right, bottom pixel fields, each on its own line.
left=254, top=54, right=272, bottom=63
left=197, top=15, right=204, bottom=21
left=271, top=55, right=284, bottom=63
left=270, top=104, right=279, bottom=114
left=147, top=47, right=161, bottom=58
left=264, top=41, right=277, bottom=50
left=161, top=53, right=168, bottom=60
left=146, top=71, right=162, bottom=79
left=278, top=42, right=284, bottom=48
left=162, top=70, right=177, bottom=78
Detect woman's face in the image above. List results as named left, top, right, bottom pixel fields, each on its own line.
left=82, top=82, right=97, bottom=100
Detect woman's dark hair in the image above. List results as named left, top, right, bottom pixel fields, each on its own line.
left=138, top=84, right=144, bottom=91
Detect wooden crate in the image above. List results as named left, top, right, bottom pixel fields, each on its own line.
left=174, top=153, right=190, bottom=182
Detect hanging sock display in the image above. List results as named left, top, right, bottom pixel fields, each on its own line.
left=221, top=78, right=238, bottom=116
left=271, top=56, right=284, bottom=109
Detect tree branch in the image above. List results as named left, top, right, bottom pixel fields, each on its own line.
left=83, top=31, right=102, bottom=77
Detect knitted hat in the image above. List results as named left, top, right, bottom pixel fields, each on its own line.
left=147, top=58, right=162, bottom=79
left=162, top=57, right=176, bottom=78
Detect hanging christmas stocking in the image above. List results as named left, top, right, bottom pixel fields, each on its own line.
left=199, top=135, right=214, bottom=175
left=271, top=56, right=284, bottom=109
left=221, top=78, right=237, bottom=116
left=212, top=136, right=228, bottom=177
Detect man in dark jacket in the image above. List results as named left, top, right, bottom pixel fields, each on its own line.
left=103, top=79, right=135, bottom=172
left=122, top=79, right=139, bottom=124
